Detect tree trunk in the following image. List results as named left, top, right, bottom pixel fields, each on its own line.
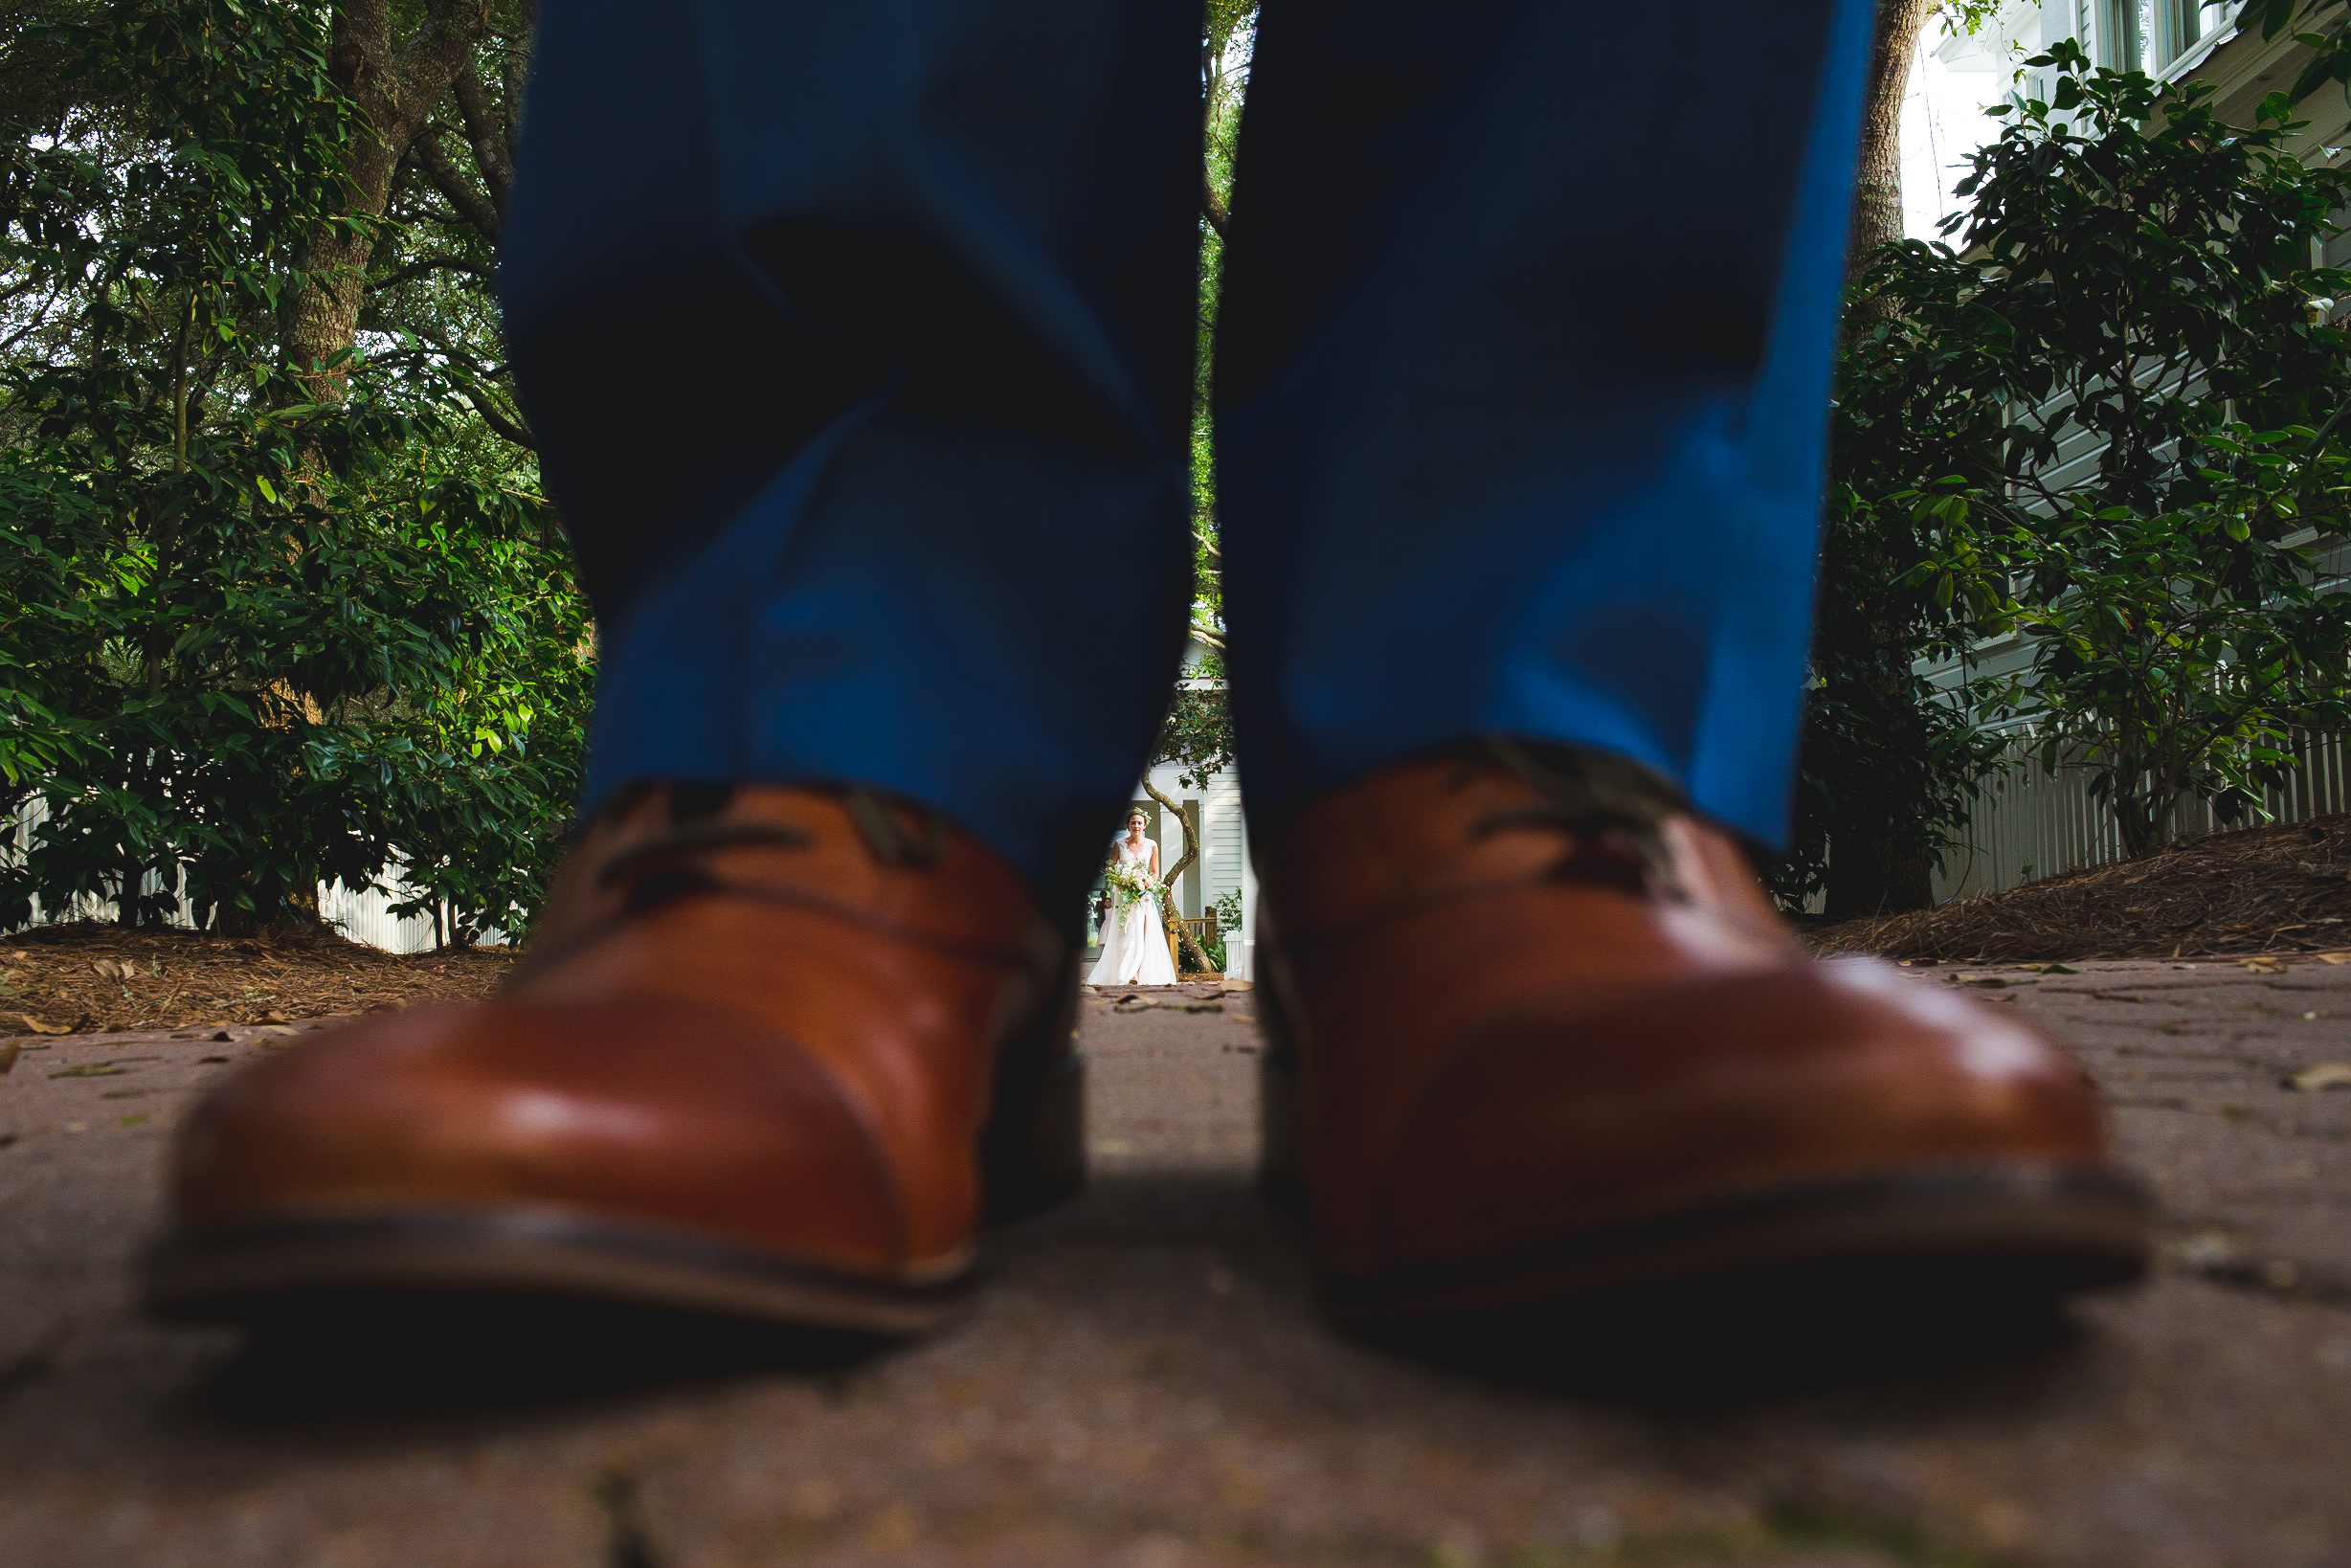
left=1824, top=812, right=1936, bottom=918
left=286, top=0, right=493, bottom=403
left=2115, top=785, right=2178, bottom=861
left=1850, top=0, right=1937, bottom=267
left=1142, top=781, right=1218, bottom=972
left=1821, top=648, right=1939, bottom=920
left=1819, top=1, right=1942, bottom=919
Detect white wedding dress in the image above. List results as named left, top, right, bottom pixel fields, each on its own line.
left=1087, top=837, right=1178, bottom=986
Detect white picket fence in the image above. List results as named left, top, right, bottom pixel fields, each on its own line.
left=1931, top=729, right=2351, bottom=903
left=3, top=797, right=484, bottom=954
left=17, top=728, right=2344, bottom=939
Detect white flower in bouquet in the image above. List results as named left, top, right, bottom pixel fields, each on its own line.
left=1103, top=860, right=1161, bottom=910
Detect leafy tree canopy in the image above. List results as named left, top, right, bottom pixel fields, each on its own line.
left=0, top=0, right=585, bottom=943
left=1817, top=45, right=2351, bottom=882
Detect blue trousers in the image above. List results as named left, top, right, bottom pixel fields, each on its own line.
left=501, top=0, right=1873, bottom=910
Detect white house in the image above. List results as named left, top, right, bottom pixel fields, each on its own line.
left=1106, top=756, right=1255, bottom=981
left=1943, top=2, right=2344, bottom=142
left=1094, top=637, right=1257, bottom=979
left=1914, top=2, right=2351, bottom=902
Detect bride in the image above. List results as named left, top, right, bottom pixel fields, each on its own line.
left=1087, top=809, right=1178, bottom=986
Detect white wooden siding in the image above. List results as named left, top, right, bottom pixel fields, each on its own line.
left=3, top=797, right=497, bottom=954
left=1933, top=728, right=2351, bottom=902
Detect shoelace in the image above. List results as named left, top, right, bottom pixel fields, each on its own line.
left=594, top=784, right=948, bottom=897
left=1458, top=735, right=1689, bottom=900
left=498, top=784, right=996, bottom=997
left=595, top=819, right=815, bottom=891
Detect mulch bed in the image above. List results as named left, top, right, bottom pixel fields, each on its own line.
left=1810, top=812, right=2351, bottom=963
left=0, top=923, right=518, bottom=1036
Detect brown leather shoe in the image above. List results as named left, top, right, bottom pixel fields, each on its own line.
left=1254, top=741, right=2151, bottom=1326
left=141, top=783, right=1084, bottom=1335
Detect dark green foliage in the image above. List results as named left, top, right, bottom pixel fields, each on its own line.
left=1153, top=3, right=1253, bottom=790
left=1788, top=301, right=2015, bottom=914
left=1797, top=42, right=2351, bottom=893
left=0, top=1, right=589, bottom=941
left=1156, top=650, right=1237, bottom=791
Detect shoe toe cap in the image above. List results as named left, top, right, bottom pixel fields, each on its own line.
left=172, top=998, right=913, bottom=1273
left=1369, top=960, right=2111, bottom=1271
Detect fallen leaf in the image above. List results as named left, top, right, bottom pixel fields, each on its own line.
left=119, top=1113, right=147, bottom=1128
left=2318, top=952, right=2351, bottom=966
left=1955, top=974, right=2026, bottom=987
left=48, top=1064, right=129, bottom=1078
left=259, top=1009, right=291, bottom=1023
left=2241, top=957, right=2288, bottom=974
left=2284, top=1063, right=2351, bottom=1092
left=90, top=960, right=122, bottom=981
left=2171, top=1229, right=2237, bottom=1270
left=2043, top=963, right=2081, bottom=975
left=0, top=1012, right=70, bottom=1035
left=197, top=1055, right=231, bottom=1064
left=0, top=1041, right=16, bottom=1076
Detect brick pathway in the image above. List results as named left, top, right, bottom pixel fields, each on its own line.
left=2, top=961, right=2347, bottom=1566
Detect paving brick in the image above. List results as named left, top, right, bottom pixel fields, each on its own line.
left=0, top=969, right=2345, bottom=1566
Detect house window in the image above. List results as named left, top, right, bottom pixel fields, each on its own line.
left=2094, top=0, right=2147, bottom=71
left=2094, top=0, right=2229, bottom=71
left=2163, top=1, right=2231, bottom=58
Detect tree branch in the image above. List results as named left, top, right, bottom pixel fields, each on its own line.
left=392, top=313, right=509, bottom=376
left=1202, top=168, right=1230, bottom=239
left=286, top=0, right=493, bottom=404
left=499, top=40, right=527, bottom=157
left=392, top=0, right=495, bottom=140
left=411, top=126, right=502, bottom=242
left=0, top=287, right=64, bottom=356
left=459, top=390, right=536, bottom=450
left=373, top=252, right=494, bottom=291
left=451, top=59, right=512, bottom=215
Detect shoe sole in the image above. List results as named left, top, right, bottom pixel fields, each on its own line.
left=1315, top=1163, right=2153, bottom=1327
left=144, top=972, right=1088, bottom=1337
left=143, top=1208, right=979, bottom=1337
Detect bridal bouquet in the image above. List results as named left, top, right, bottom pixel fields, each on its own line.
left=1103, top=860, right=1160, bottom=911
